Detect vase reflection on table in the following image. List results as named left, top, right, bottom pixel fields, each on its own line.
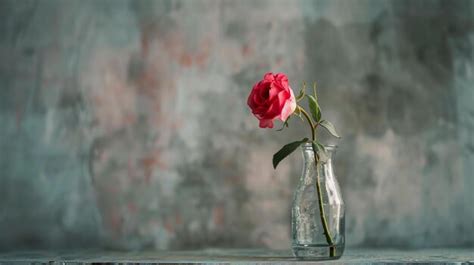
left=292, top=144, right=345, bottom=260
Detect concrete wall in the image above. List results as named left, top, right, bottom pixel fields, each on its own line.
left=0, top=0, right=473, bottom=250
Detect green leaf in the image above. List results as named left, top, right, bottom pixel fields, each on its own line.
left=313, top=82, right=318, bottom=101
left=320, top=120, right=341, bottom=138
left=293, top=107, right=304, bottom=122
left=312, top=141, right=329, bottom=162
left=306, top=95, right=322, bottom=122
left=276, top=117, right=291, bottom=131
left=296, top=85, right=305, bottom=101
left=294, top=107, right=301, bottom=115
left=273, top=138, right=309, bottom=169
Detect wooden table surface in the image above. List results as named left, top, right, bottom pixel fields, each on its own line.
left=0, top=248, right=473, bottom=264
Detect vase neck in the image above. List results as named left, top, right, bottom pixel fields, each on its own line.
left=300, top=143, right=336, bottom=181
left=301, top=143, right=336, bottom=163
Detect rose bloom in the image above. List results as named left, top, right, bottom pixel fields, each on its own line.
left=247, top=72, right=297, bottom=128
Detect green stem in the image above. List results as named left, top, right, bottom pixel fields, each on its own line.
left=299, top=107, right=315, bottom=140
left=298, top=107, right=336, bottom=257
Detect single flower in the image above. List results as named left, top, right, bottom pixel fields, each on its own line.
left=246, top=73, right=341, bottom=257
left=247, top=72, right=297, bottom=128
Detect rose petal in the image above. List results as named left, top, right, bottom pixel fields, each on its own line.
left=280, top=87, right=296, bottom=121
left=259, top=119, right=274, bottom=128
left=264, top=99, right=282, bottom=119
left=263, top=72, right=275, bottom=82
left=275, top=73, right=288, bottom=83
left=252, top=106, right=267, bottom=117
left=269, top=82, right=280, bottom=99
left=276, top=90, right=289, bottom=108
left=258, top=84, right=270, bottom=100
left=248, top=81, right=263, bottom=106
left=278, top=74, right=291, bottom=92
left=247, top=90, right=256, bottom=108
left=253, top=90, right=264, bottom=105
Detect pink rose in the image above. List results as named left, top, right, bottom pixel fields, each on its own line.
left=247, top=72, right=297, bottom=128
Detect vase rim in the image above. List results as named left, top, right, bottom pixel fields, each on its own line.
left=301, top=142, right=338, bottom=150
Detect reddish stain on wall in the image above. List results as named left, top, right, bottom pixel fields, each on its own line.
left=212, top=206, right=225, bottom=226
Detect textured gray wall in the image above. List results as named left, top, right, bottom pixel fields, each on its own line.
left=0, top=0, right=473, bottom=251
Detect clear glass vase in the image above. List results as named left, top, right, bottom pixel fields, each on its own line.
left=292, top=143, right=345, bottom=260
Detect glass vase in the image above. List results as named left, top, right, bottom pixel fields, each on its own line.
left=291, top=143, right=345, bottom=260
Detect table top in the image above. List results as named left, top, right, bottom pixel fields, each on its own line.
left=0, top=248, right=473, bottom=264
